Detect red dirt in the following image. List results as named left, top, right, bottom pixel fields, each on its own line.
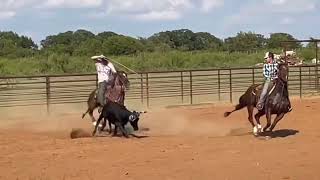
left=1, top=98, right=320, bottom=180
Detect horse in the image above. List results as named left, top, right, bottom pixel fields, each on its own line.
left=224, top=62, right=291, bottom=135
left=82, top=71, right=130, bottom=126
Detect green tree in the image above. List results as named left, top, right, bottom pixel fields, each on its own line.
left=103, top=35, right=144, bottom=55
left=148, top=29, right=222, bottom=51
left=224, top=31, right=266, bottom=52
left=266, top=33, right=301, bottom=49
left=0, top=31, right=37, bottom=57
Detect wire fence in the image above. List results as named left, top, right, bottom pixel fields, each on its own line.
left=0, top=65, right=319, bottom=112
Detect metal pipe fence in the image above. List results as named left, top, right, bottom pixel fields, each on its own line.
left=1, top=65, right=319, bottom=112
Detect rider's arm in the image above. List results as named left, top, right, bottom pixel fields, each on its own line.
left=108, top=62, right=117, bottom=73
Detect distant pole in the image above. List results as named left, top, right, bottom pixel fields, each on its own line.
left=316, top=41, right=319, bottom=92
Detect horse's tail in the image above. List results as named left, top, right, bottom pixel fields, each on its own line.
left=224, top=95, right=247, bottom=117
left=82, top=89, right=97, bottom=119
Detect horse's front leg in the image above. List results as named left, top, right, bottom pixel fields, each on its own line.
left=269, top=113, right=285, bottom=131
left=254, top=110, right=265, bottom=135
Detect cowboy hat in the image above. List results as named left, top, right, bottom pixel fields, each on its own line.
left=264, top=52, right=274, bottom=59
left=91, top=55, right=107, bottom=61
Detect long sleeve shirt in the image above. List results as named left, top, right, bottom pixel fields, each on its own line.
left=263, top=61, right=278, bottom=80
left=95, top=62, right=117, bottom=83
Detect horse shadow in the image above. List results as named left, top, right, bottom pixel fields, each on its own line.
left=259, top=129, right=299, bottom=139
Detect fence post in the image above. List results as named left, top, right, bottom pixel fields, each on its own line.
left=309, top=67, right=311, bottom=89
left=252, top=68, right=255, bottom=85
left=229, top=69, right=232, bottom=103
left=299, top=66, right=302, bottom=99
left=316, top=42, right=319, bottom=92
left=140, top=74, right=144, bottom=104
left=218, top=70, right=221, bottom=101
left=146, top=73, right=149, bottom=108
left=45, top=76, right=50, bottom=114
left=95, top=74, right=98, bottom=88
left=180, top=71, right=184, bottom=103
left=189, top=71, right=193, bottom=104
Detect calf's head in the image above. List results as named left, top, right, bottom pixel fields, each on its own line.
left=128, top=111, right=141, bottom=131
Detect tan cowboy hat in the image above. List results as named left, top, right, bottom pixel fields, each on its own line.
left=264, top=52, right=270, bottom=59
left=91, top=55, right=108, bottom=61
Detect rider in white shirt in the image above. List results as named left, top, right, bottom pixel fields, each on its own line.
left=91, top=55, right=117, bottom=107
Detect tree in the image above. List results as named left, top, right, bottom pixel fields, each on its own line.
left=97, top=31, right=118, bottom=41
left=0, top=31, right=37, bottom=57
left=266, top=33, right=301, bottom=49
left=224, top=31, right=266, bottom=52
left=148, top=29, right=223, bottom=51
left=103, top=35, right=144, bottom=55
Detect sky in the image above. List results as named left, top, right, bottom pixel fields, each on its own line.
left=0, top=0, right=319, bottom=45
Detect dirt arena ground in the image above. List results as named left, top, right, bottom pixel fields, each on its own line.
left=1, top=97, right=320, bottom=180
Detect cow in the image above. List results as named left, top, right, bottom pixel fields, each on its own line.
left=92, top=101, right=146, bottom=138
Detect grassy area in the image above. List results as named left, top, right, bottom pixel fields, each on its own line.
left=0, top=48, right=315, bottom=76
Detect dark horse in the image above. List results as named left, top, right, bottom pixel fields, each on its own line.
left=82, top=71, right=130, bottom=125
left=224, top=62, right=291, bottom=135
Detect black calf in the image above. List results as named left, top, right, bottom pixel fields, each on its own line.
left=92, top=101, right=144, bottom=138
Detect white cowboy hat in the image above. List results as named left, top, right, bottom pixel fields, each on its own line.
left=91, top=55, right=107, bottom=61
left=264, top=52, right=270, bottom=59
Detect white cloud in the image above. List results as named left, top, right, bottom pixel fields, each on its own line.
left=280, top=17, right=295, bottom=25
left=200, top=0, right=224, bottom=13
left=0, top=0, right=225, bottom=21
left=106, top=0, right=193, bottom=21
left=40, top=0, right=103, bottom=8
left=135, top=10, right=182, bottom=21
left=266, top=0, right=316, bottom=13
left=0, top=11, right=16, bottom=19
left=104, top=0, right=224, bottom=21
left=227, top=0, right=317, bottom=26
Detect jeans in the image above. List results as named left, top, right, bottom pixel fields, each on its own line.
left=97, top=81, right=107, bottom=106
left=257, top=79, right=271, bottom=109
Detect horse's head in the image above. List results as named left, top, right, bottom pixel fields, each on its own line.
left=114, top=71, right=130, bottom=89
left=278, top=62, right=289, bottom=83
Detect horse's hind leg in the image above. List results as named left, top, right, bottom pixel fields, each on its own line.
left=263, top=108, right=272, bottom=132
left=269, top=113, right=285, bottom=132
left=247, top=105, right=255, bottom=127
left=108, top=121, right=112, bottom=134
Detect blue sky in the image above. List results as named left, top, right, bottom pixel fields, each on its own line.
left=0, top=0, right=319, bottom=45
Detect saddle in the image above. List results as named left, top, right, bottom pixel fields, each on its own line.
left=105, top=84, right=124, bottom=105
left=94, top=84, right=125, bottom=105
left=252, top=80, right=276, bottom=98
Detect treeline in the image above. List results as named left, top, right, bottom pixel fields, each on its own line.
left=0, top=29, right=308, bottom=58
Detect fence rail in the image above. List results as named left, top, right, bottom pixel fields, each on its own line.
left=1, top=65, right=319, bottom=112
